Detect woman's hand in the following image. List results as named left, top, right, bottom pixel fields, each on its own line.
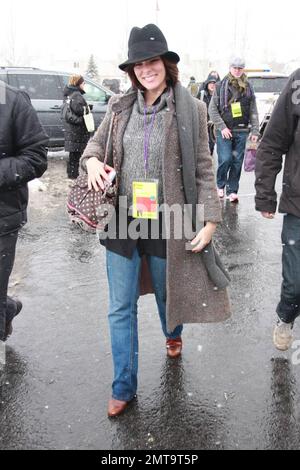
left=86, top=157, right=114, bottom=192
left=190, top=222, right=217, bottom=253
left=221, top=128, right=232, bottom=140
left=261, top=212, right=275, bottom=220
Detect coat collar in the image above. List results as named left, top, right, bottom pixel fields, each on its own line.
left=111, top=90, right=137, bottom=113
left=111, top=87, right=176, bottom=114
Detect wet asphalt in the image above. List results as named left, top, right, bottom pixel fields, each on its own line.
left=0, top=153, right=300, bottom=451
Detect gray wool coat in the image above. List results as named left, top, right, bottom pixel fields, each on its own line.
left=81, top=84, right=231, bottom=332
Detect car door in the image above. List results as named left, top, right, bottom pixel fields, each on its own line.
left=8, top=73, right=64, bottom=146
left=59, top=75, right=112, bottom=130
left=0, top=73, right=8, bottom=84
left=0, top=73, right=8, bottom=105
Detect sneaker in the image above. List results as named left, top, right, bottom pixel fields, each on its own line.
left=273, top=320, right=294, bottom=351
left=228, top=193, right=239, bottom=203
left=217, top=188, right=225, bottom=199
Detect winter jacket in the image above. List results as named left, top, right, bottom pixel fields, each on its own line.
left=209, top=77, right=259, bottom=135
left=0, top=81, right=48, bottom=235
left=63, top=86, right=90, bottom=153
left=81, top=85, right=231, bottom=332
left=255, top=69, right=300, bottom=217
left=198, top=86, right=213, bottom=119
left=187, top=80, right=199, bottom=97
left=197, top=73, right=221, bottom=98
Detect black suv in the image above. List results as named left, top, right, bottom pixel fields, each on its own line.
left=0, top=67, right=114, bottom=147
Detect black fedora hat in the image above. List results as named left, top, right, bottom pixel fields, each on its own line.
left=119, top=24, right=180, bottom=71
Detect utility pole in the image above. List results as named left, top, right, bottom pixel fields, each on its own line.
left=155, top=0, right=160, bottom=26
left=123, top=0, right=129, bottom=58
left=233, top=0, right=238, bottom=51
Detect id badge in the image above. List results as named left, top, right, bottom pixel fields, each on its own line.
left=231, top=102, right=243, bottom=118
left=132, top=179, right=159, bottom=220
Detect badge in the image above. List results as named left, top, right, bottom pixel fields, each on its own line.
left=231, top=102, right=243, bottom=118
left=132, top=179, right=159, bottom=220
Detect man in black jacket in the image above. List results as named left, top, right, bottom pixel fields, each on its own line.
left=255, top=69, right=300, bottom=351
left=0, top=81, right=48, bottom=346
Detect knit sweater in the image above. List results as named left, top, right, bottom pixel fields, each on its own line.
left=119, top=89, right=167, bottom=208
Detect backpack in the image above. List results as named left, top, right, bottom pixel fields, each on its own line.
left=61, top=97, right=83, bottom=125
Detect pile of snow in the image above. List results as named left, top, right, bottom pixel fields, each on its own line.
left=28, top=179, right=48, bottom=192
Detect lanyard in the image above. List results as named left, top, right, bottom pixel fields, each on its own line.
left=143, top=105, right=158, bottom=178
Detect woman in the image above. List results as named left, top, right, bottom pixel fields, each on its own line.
left=63, top=75, right=90, bottom=179
left=81, top=24, right=231, bottom=417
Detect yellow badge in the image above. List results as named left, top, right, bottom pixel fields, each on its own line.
left=231, top=102, right=243, bottom=118
left=132, top=180, right=158, bottom=220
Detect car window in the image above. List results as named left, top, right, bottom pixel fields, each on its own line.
left=84, top=82, right=107, bottom=102
left=248, top=77, right=289, bottom=93
left=0, top=74, right=7, bottom=83
left=12, top=74, right=61, bottom=99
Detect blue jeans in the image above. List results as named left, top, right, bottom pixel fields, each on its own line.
left=277, top=214, right=300, bottom=324
left=106, top=248, right=183, bottom=401
left=216, top=130, right=248, bottom=195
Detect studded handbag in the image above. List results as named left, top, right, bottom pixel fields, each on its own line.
left=67, top=113, right=117, bottom=233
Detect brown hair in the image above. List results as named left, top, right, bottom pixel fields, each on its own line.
left=125, top=56, right=179, bottom=91
left=68, top=74, right=84, bottom=87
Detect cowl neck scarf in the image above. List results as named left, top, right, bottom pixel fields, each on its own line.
left=220, top=73, right=253, bottom=111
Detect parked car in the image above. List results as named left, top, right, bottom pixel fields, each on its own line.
left=247, top=72, right=289, bottom=135
left=0, top=67, right=114, bottom=147
left=102, top=78, right=121, bottom=94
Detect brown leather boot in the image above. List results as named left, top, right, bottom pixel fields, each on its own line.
left=166, top=337, right=182, bottom=358
left=107, top=398, right=129, bottom=417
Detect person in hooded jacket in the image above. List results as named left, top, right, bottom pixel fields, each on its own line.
left=197, top=70, right=221, bottom=98
left=198, top=74, right=218, bottom=155
left=63, top=75, right=90, bottom=179
left=0, top=81, right=48, bottom=345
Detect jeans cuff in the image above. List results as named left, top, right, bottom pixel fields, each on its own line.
left=276, top=299, right=300, bottom=324
left=112, top=393, right=136, bottom=402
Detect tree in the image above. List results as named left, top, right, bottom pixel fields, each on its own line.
left=86, top=55, right=99, bottom=80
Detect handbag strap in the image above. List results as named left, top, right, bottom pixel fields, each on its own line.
left=103, top=112, right=116, bottom=169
